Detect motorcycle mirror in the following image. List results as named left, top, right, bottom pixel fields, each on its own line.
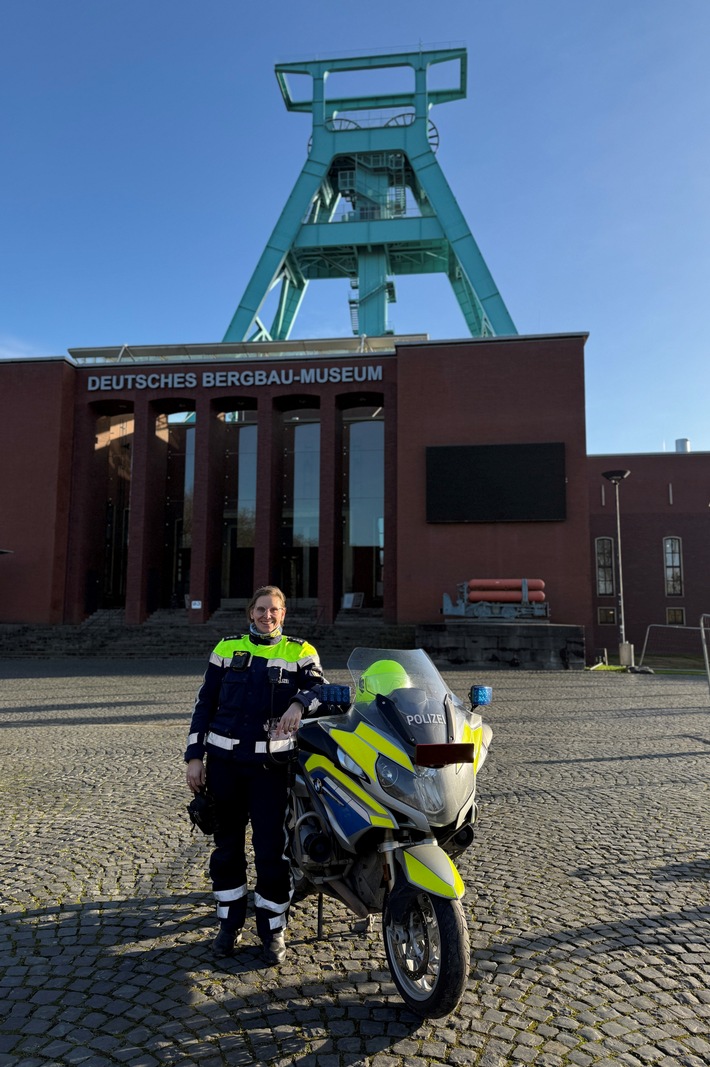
left=470, top=685, right=492, bottom=708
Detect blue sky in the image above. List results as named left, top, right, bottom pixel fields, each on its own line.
left=2, top=0, right=708, bottom=455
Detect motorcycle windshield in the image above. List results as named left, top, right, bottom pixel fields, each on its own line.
left=347, top=647, right=478, bottom=826
left=347, top=647, right=453, bottom=746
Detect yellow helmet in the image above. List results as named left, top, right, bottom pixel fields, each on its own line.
left=356, top=659, right=411, bottom=703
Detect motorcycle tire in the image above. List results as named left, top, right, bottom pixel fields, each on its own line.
left=382, top=891, right=470, bottom=1018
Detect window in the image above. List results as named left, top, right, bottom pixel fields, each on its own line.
left=598, top=607, right=616, bottom=625
left=663, top=537, right=683, bottom=596
left=280, top=406, right=320, bottom=598
left=342, top=403, right=384, bottom=607
left=221, top=408, right=257, bottom=599
left=666, top=607, right=686, bottom=626
left=94, top=412, right=134, bottom=610
left=163, top=411, right=196, bottom=609
left=595, top=537, right=614, bottom=596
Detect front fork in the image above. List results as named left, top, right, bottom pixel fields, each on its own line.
left=378, top=830, right=400, bottom=892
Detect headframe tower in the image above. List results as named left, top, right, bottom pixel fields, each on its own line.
left=223, top=47, right=516, bottom=342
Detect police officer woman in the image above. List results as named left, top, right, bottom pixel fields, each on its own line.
left=185, top=585, right=325, bottom=964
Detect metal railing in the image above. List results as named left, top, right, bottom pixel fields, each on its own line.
left=701, top=615, right=710, bottom=698
left=638, top=623, right=703, bottom=668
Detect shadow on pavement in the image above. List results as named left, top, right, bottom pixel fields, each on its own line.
left=1, top=891, right=424, bottom=1065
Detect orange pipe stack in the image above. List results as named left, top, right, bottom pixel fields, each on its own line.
left=466, top=579, right=546, bottom=604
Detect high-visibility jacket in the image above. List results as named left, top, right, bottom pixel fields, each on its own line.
left=185, top=631, right=325, bottom=763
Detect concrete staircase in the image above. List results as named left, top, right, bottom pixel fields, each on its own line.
left=0, top=608, right=417, bottom=669
left=0, top=611, right=585, bottom=670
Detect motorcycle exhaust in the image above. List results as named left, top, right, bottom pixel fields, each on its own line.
left=294, top=812, right=332, bottom=868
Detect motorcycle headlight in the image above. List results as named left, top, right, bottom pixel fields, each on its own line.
left=376, top=756, right=412, bottom=805
left=376, top=755, right=402, bottom=788
left=413, top=769, right=445, bottom=816
left=376, top=756, right=445, bottom=817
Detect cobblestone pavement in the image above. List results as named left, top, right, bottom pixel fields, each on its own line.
left=1, top=659, right=709, bottom=1067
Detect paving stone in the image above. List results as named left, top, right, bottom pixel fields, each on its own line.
left=1, top=662, right=709, bottom=1065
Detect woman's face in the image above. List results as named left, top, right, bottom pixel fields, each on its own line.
left=249, top=594, right=286, bottom=634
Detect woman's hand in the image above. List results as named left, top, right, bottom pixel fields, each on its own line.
left=275, top=702, right=303, bottom=736
left=186, top=758, right=206, bottom=793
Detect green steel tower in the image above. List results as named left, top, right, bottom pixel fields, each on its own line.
left=223, top=47, right=516, bottom=342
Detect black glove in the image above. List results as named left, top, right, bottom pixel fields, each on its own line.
left=187, top=789, right=219, bottom=835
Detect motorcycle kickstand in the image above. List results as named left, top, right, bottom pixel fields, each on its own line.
left=317, top=892, right=324, bottom=939
left=315, top=893, right=374, bottom=938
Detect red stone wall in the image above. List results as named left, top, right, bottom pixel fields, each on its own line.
left=588, top=452, right=710, bottom=654
left=0, top=359, right=76, bottom=622
left=394, top=336, right=594, bottom=631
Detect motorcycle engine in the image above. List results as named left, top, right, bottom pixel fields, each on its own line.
left=349, top=851, right=387, bottom=912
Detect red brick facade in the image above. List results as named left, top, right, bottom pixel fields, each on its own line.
left=2, top=334, right=707, bottom=663
left=588, top=452, right=710, bottom=656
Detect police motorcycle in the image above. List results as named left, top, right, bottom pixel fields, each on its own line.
left=282, top=647, right=492, bottom=1018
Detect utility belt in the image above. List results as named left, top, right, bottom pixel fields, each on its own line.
left=206, top=730, right=296, bottom=755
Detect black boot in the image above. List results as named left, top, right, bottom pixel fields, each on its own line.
left=262, top=929, right=286, bottom=965
left=212, top=924, right=242, bottom=958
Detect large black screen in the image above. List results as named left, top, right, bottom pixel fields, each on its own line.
left=426, top=443, right=566, bottom=522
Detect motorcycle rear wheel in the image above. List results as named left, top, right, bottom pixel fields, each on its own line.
left=383, top=891, right=470, bottom=1018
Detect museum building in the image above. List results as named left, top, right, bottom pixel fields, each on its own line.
left=2, top=47, right=708, bottom=664
left=0, top=330, right=593, bottom=636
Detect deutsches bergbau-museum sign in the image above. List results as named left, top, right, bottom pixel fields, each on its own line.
left=87, top=365, right=383, bottom=392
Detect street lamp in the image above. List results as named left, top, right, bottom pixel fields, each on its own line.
left=602, top=469, right=633, bottom=666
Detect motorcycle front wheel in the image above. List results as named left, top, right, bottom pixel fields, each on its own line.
left=383, top=891, right=470, bottom=1018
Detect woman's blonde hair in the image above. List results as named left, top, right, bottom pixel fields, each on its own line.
left=246, top=585, right=287, bottom=620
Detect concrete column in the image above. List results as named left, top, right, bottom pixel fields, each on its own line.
left=125, top=397, right=165, bottom=624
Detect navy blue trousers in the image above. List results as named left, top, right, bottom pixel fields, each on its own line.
left=206, top=757, right=291, bottom=942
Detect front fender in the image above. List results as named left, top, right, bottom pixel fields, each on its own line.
left=397, top=843, right=465, bottom=900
